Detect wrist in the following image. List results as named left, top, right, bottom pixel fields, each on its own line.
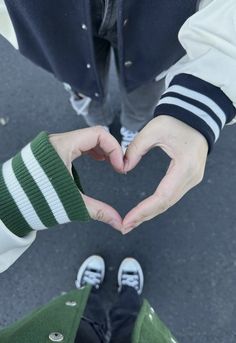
left=154, top=73, right=236, bottom=152
left=0, top=132, right=90, bottom=237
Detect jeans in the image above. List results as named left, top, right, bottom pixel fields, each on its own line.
left=72, top=0, right=165, bottom=131
left=75, top=286, right=142, bottom=343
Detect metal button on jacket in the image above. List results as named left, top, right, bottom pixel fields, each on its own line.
left=81, top=23, right=87, bottom=30
left=124, top=60, right=133, bottom=68
left=49, top=332, right=64, bottom=342
left=86, top=63, right=91, bottom=69
left=65, top=300, right=77, bottom=307
left=123, top=19, right=128, bottom=26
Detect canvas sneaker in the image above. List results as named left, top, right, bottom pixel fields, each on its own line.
left=75, top=255, right=105, bottom=289
left=120, top=127, right=138, bottom=153
left=118, top=258, right=144, bottom=295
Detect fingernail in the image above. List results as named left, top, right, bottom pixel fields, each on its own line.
left=124, top=224, right=133, bottom=229
left=121, top=166, right=127, bottom=175
left=123, top=226, right=134, bottom=234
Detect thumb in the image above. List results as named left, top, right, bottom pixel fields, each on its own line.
left=124, top=125, right=157, bottom=173
left=81, top=193, right=123, bottom=232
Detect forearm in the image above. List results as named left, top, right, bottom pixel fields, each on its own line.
left=155, top=0, right=236, bottom=151
left=0, top=131, right=90, bottom=272
left=0, top=132, right=90, bottom=237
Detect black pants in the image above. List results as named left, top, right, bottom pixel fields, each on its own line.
left=75, top=286, right=142, bottom=343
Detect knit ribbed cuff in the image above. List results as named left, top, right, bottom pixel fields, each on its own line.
left=154, top=73, right=236, bottom=151
left=0, top=132, right=90, bottom=237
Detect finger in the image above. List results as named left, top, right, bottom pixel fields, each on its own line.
left=82, top=193, right=123, bottom=232
left=124, top=123, right=159, bottom=173
left=94, top=128, right=125, bottom=173
left=86, top=149, right=106, bottom=161
left=122, top=160, right=193, bottom=233
left=69, top=127, right=124, bottom=173
left=87, top=145, right=115, bottom=161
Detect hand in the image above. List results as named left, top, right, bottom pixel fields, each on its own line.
left=122, top=115, right=208, bottom=233
left=49, top=126, right=124, bottom=231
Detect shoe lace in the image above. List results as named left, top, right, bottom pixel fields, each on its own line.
left=82, top=269, right=102, bottom=289
left=121, top=127, right=138, bottom=144
left=121, top=272, right=139, bottom=291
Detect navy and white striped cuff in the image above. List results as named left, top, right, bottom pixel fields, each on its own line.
left=154, top=73, right=236, bottom=151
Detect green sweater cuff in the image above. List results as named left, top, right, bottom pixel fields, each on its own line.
left=0, top=132, right=90, bottom=237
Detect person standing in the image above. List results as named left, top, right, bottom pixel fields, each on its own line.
left=0, top=128, right=178, bottom=342
left=1, top=0, right=236, bottom=229
left=0, top=255, right=179, bottom=343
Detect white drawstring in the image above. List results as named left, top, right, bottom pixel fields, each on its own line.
left=76, top=270, right=102, bottom=289
left=121, top=274, right=139, bottom=291
left=120, top=127, right=138, bottom=152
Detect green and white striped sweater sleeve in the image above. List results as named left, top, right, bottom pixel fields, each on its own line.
left=0, top=132, right=90, bottom=238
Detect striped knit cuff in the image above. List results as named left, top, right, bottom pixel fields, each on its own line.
left=0, top=132, right=90, bottom=237
left=154, top=73, right=236, bottom=151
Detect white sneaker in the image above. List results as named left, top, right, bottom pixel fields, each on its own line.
left=75, top=255, right=105, bottom=289
left=120, top=127, right=138, bottom=154
left=118, top=258, right=144, bottom=295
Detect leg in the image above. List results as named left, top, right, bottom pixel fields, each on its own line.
left=66, top=0, right=117, bottom=128
left=119, top=77, right=166, bottom=132
left=74, top=255, right=108, bottom=343
left=75, top=288, right=107, bottom=343
left=83, top=35, right=116, bottom=127
left=109, top=286, right=142, bottom=343
left=113, top=48, right=165, bottom=131
left=80, top=0, right=118, bottom=128
left=109, top=258, right=144, bottom=343
left=66, top=36, right=115, bottom=128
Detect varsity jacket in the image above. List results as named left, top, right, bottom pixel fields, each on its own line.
left=0, top=286, right=180, bottom=343
left=0, top=0, right=236, bottom=151
left=0, top=132, right=90, bottom=272
left=0, top=134, right=179, bottom=343
left=0, top=0, right=236, bottom=272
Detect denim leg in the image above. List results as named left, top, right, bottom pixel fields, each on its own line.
left=112, top=49, right=166, bottom=131
left=119, top=78, right=166, bottom=131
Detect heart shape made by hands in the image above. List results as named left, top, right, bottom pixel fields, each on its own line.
left=50, top=117, right=208, bottom=235
left=81, top=146, right=170, bottom=235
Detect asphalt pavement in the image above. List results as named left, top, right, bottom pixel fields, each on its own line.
left=0, top=37, right=236, bottom=343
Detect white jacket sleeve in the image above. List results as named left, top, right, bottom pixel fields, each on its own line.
left=0, top=1, right=35, bottom=272
left=155, top=0, right=236, bottom=151
left=0, top=0, right=18, bottom=48
left=0, top=1, right=32, bottom=272
left=0, top=220, right=36, bottom=272
left=0, top=132, right=89, bottom=273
